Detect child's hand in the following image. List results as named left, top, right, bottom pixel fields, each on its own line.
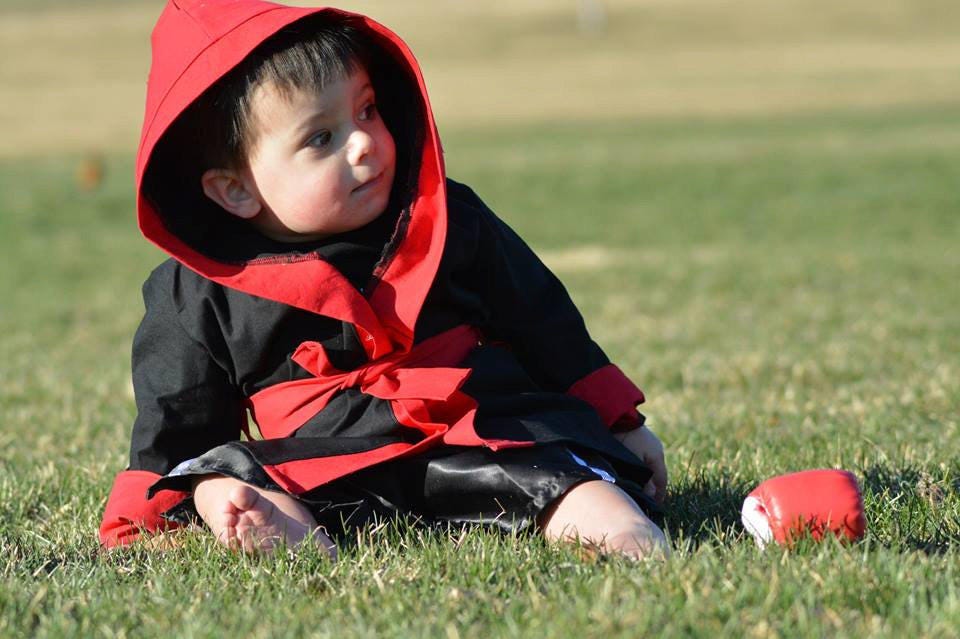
left=614, top=426, right=667, bottom=504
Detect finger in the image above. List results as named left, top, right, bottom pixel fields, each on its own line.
left=646, top=455, right=668, bottom=504
left=643, top=480, right=657, bottom=498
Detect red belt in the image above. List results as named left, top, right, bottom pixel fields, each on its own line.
left=248, top=324, right=483, bottom=440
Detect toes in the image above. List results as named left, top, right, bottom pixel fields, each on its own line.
left=306, top=527, right=338, bottom=561
left=221, top=485, right=326, bottom=555
left=221, top=499, right=240, bottom=519
left=228, top=485, right=261, bottom=512
left=235, top=511, right=280, bottom=554
left=221, top=510, right=239, bottom=529
left=214, top=518, right=240, bottom=550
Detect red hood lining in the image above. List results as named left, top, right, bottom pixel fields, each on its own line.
left=134, top=2, right=448, bottom=349
left=141, top=11, right=426, bottom=267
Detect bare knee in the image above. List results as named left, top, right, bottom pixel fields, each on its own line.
left=539, top=479, right=669, bottom=560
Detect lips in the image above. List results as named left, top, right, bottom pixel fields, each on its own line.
left=352, top=171, right=383, bottom=194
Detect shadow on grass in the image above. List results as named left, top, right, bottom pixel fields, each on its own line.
left=661, top=470, right=755, bottom=549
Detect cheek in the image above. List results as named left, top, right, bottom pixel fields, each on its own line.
left=305, top=165, right=342, bottom=198
left=379, top=125, right=397, bottom=167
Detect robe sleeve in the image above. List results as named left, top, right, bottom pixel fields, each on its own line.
left=99, top=263, right=244, bottom=547
left=453, top=181, right=645, bottom=429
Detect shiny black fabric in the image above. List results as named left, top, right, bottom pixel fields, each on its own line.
left=128, top=181, right=631, bottom=478
left=133, top=179, right=654, bottom=532
left=155, top=443, right=658, bottom=538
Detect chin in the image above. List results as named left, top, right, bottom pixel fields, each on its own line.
left=364, top=199, right=390, bottom=223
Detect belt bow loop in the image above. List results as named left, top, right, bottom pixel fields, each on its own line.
left=249, top=325, right=482, bottom=440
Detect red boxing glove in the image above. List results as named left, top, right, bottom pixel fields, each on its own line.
left=741, top=469, right=866, bottom=548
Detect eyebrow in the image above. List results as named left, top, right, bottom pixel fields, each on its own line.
left=288, top=82, right=376, bottom=138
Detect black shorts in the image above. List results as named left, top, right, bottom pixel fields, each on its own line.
left=156, top=443, right=658, bottom=540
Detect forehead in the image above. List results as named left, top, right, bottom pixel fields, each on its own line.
left=246, top=67, right=372, bottom=134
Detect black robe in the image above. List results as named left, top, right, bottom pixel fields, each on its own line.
left=100, top=181, right=652, bottom=544
left=98, top=2, right=650, bottom=546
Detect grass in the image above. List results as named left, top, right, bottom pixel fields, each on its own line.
left=1, top=103, right=958, bottom=637
left=2, top=0, right=960, bottom=636
left=3, top=0, right=960, bottom=157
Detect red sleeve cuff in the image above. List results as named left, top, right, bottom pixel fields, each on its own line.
left=98, top=470, right=188, bottom=548
left=567, top=364, right=645, bottom=429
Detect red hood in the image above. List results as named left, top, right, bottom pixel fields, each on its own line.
left=136, top=0, right=447, bottom=359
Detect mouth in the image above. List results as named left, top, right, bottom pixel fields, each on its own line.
left=352, top=171, right=383, bottom=195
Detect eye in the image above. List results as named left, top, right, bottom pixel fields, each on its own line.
left=306, top=130, right=332, bottom=148
left=359, top=102, right=378, bottom=121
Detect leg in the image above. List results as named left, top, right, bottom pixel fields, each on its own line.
left=539, top=480, right=669, bottom=560
left=192, top=474, right=336, bottom=557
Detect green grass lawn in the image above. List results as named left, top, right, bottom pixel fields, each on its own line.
left=1, top=102, right=958, bottom=637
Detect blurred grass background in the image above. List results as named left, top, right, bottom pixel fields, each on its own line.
left=1, top=1, right=959, bottom=637
left=3, top=0, right=960, bottom=156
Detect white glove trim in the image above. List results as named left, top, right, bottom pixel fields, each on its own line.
left=741, top=495, right=773, bottom=549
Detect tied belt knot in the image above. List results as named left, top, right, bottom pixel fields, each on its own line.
left=248, top=325, right=482, bottom=440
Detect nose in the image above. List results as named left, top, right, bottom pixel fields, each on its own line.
left=346, top=127, right=375, bottom=166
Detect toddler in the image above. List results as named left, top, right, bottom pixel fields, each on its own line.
left=99, top=0, right=669, bottom=559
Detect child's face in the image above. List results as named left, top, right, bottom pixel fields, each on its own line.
left=232, top=66, right=396, bottom=242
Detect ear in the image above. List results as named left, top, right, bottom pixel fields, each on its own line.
left=200, top=168, right=262, bottom=219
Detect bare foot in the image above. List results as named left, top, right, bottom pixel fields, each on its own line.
left=193, top=475, right=336, bottom=557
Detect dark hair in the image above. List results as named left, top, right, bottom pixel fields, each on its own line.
left=144, top=12, right=424, bottom=259
left=198, top=15, right=371, bottom=169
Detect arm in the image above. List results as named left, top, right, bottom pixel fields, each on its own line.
left=453, top=181, right=645, bottom=429
left=453, top=182, right=667, bottom=501
left=99, top=264, right=244, bottom=548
